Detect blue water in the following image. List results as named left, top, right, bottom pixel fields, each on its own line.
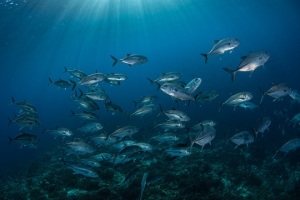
left=1, top=0, right=300, bottom=196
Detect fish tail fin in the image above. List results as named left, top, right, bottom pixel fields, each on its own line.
left=259, top=87, right=265, bottom=104
left=155, top=82, right=161, bottom=90
left=70, top=110, right=75, bottom=116
left=48, top=77, right=53, bottom=86
left=8, top=117, right=12, bottom=125
left=146, top=78, right=154, bottom=85
left=78, top=88, right=84, bottom=98
left=110, top=55, right=118, bottom=67
left=63, top=66, right=68, bottom=73
left=218, top=102, right=223, bottom=112
left=69, top=79, right=76, bottom=91
left=200, top=53, right=208, bottom=64
left=157, top=105, right=163, bottom=117
left=223, top=68, right=236, bottom=82
left=11, top=96, right=15, bottom=104
left=132, top=101, right=138, bottom=108
left=8, top=136, right=13, bottom=144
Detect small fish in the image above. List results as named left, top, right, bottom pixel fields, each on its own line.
left=130, top=104, right=157, bottom=117
left=62, top=159, right=99, bottom=178
left=77, top=122, right=103, bottom=134
left=289, top=90, right=300, bottom=102
left=111, top=54, right=148, bottom=66
left=155, top=120, right=185, bottom=131
left=71, top=110, right=98, bottom=121
left=165, top=148, right=191, bottom=157
left=43, top=127, right=73, bottom=138
left=64, top=66, right=87, bottom=79
left=159, top=107, right=190, bottom=122
left=201, top=38, right=240, bottom=64
left=184, top=78, right=202, bottom=94
left=229, top=131, right=254, bottom=149
left=109, top=126, right=139, bottom=139
left=255, top=117, right=271, bottom=137
left=105, top=73, right=128, bottom=81
left=238, top=101, right=259, bottom=110
left=105, top=101, right=123, bottom=114
left=290, top=112, right=300, bottom=127
left=48, top=78, right=76, bottom=90
left=223, top=51, right=270, bottom=81
left=9, top=132, right=39, bottom=148
left=147, top=72, right=181, bottom=85
left=273, top=138, right=300, bottom=158
left=64, top=140, right=95, bottom=155
left=195, top=91, right=219, bottom=104
left=150, top=133, right=179, bottom=143
left=123, top=167, right=139, bottom=184
left=133, top=95, right=158, bottom=108
left=140, top=172, right=149, bottom=200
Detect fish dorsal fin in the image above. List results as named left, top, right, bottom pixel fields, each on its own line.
left=241, top=56, right=247, bottom=59
left=214, top=40, right=220, bottom=44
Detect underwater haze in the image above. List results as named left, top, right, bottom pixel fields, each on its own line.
left=1, top=0, right=300, bottom=199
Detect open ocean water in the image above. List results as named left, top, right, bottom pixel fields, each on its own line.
left=1, top=0, right=300, bottom=199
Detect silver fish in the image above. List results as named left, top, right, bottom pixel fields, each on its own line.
left=160, top=82, right=194, bottom=101
left=111, top=54, right=148, bottom=66
left=147, top=72, right=181, bottom=84
left=223, top=51, right=270, bottom=81
left=133, top=95, right=158, bottom=107
left=64, top=140, right=95, bottom=155
left=260, top=83, right=292, bottom=103
left=130, top=104, right=157, bottom=117
left=201, top=38, right=240, bottom=63
left=64, top=66, right=87, bottom=79
left=155, top=120, right=185, bottom=131
left=160, top=108, right=190, bottom=122
left=190, top=125, right=216, bottom=151
left=289, top=90, right=300, bottom=102
left=238, top=101, right=259, bottom=110
left=43, top=127, right=73, bottom=138
left=290, top=113, right=300, bottom=127
left=78, top=73, right=106, bottom=86
left=220, top=92, right=253, bottom=111
left=105, top=73, right=128, bottom=81
left=273, top=138, right=300, bottom=158
left=109, top=126, right=139, bottom=139
left=229, top=131, right=254, bottom=149
left=77, top=122, right=103, bottom=134
left=165, top=148, right=191, bottom=157
left=140, top=172, right=149, bottom=200
left=195, top=91, right=219, bottom=104
left=63, top=160, right=99, bottom=178
left=184, top=78, right=202, bottom=94
left=71, top=110, right=98, bottom=120
left=255, top=117, right=271, bottom=137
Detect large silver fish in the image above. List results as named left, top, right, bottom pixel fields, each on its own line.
left=223, top=51, right=270, bottom=81
left=77, top=122, right=103, bottom=134
left=109, top=126, right=139, bottom=139
left=201, top=38, right=240, bottom=64
left=78, top=73, right=106, bottom=86
left=160, top=82, right=194, bottom=101
left=48, top=78, right=76, bottom=90
left=220, top=92, right=253, bottom=111
left=260, top=83, right=292, bottom=103
left=130, top=104, right=157, bottom=117
left=110, top=54, right=148, bottom=66
left=64, top=66, right=87, bottom=79
left=160, top=108, right=190, bottom=122
left=189, top=125, right=216, bottom=151
left=147, top=72, right=181, bottom=84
